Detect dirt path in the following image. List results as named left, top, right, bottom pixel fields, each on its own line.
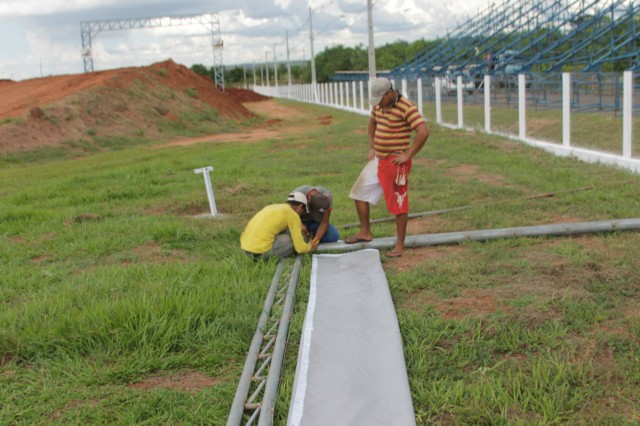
left=161, top=100, right=319, bottom=147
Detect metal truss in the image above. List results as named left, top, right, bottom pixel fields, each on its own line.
left=80, top=12, right=225, bottom=89
left=387, top=0, right=639, bottom=80
left=227, top=255, right=303, bottom=426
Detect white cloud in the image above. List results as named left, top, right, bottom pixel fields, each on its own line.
left=273, top=0, right=292, bottom=9
left=0, top=0, right=504, bottom=80
left=0, top=0, right=116, bottom=17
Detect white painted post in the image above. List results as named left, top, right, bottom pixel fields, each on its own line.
left=484, top=75, right=491, bottom=133
left=623, top=71, right=633, bottom=158
left=344, top=82, right=349, bottom=107
left=518, top=73, right=526, bottom=140
left=344, top=82, right=350, bottom=108
left=339, top=82, right=344, bottom=107
left=435, top=77, right=442, bottom=123
left=417, top=78, right=423, bottom=116
left=359, top=81, right=365, bottom=112
left=194, top=166, right=218, bottom=217
left=457, top=75, right=464, bottom=128
left=402, top=79, right=408, bottom=100
left=563, top=73, right=571, bottom=148
left=352, top=81, right=357, bottom=110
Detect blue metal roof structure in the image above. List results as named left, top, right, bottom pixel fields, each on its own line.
left=330, top=0, right=638, bottom=81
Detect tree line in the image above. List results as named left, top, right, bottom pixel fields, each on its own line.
left=191, top=18, right=639, bottom=88
left=190, top=39, right=433, bottom=87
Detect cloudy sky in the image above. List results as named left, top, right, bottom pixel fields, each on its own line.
left=0, top=0, right=490, bottom=81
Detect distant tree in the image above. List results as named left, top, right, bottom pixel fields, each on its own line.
left=225, top=66, right=246, bottom=84
left=190, top=64, right=210, bottom=78
left=376, top=40, right=410, bottom=69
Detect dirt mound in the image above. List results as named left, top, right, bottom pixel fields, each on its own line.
left=0, top=60, right=263, bottom=153
left=225, top=87, right=270, bottom=103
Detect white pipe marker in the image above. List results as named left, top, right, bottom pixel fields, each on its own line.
left=193, top=166, right=218, bottom=216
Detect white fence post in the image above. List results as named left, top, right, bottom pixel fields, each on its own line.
left=623, top=71, right=633, bottom=158
left=359, top=81, right=365, bottom=112
left=457, top=75, right=464, bottom=128
left=435, top=77, right=442, bottom=123
left=352, top=81, right=357, bottom=110
left=484, top=75, right=491, bottom=133
left=518, top=73, right=526, bottom=140
left=402, top=79, right=408, bottom=100
left=417, top=78, right=423, bottom=116
left=563, top=73, right=571, bottom=148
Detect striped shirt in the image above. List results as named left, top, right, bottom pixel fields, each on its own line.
left=372, top=95, right=426, bottom=158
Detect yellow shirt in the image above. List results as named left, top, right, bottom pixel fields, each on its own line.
left=240, top=204, right=312, bottom=254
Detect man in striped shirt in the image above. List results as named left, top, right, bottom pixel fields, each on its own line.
left=346, top=77, right=430, bottom=257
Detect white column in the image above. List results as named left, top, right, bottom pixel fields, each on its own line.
left=435, top=77, right=442, bottom=123
left=352, top=81, right=357, bottom=110
left=518, top=73, right=526, bottom=140
left=402, top=79, right=408, bottom=100
left=417, top=78, right=423, bottom=116
left=623, top=71, right=633, bottom=158
left=456, top=75, right=464, bottom=128
left=562, top=73, right=571, bottom=148
left=359, top=81, right=365, bottom=112
left=484, top=75, right=491, bottom=133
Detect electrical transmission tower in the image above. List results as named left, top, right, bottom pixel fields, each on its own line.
left=80, top=12, right=225, bottom=89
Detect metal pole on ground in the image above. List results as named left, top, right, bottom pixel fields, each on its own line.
left=321, top=218, right=640, bottom=252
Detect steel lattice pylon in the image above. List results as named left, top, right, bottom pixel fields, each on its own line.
left=79, top=12, right=225, bottom=90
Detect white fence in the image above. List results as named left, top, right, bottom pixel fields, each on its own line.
left=252, top=72, right=639, bottom=174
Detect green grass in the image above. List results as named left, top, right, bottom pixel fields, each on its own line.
left=1, top=99, right=640, bottom=424
left=427, top=99, right=640, bottom=158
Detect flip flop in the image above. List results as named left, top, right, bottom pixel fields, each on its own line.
left=344, top=235, right=373, bottom=244
left=387, top=250, right=403, bottom=258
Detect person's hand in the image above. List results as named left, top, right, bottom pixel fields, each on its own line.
left=392, top=152, right=410, bottom=165
left=368, top=148, right=376, bottom=161
left=301, top=224, right=310, bottom=239
left=310, top=239, right=319, bottom=251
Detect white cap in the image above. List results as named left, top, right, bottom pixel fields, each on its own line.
left=369, top=77, right=392, bottom=106
left=287, top=191, right=308, bottom=212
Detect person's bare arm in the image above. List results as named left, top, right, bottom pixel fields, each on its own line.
left=313, top=209, right=332, bottom=243
left=368, top=116, right=377, bottom=160
left=392, top=123, right=430, bottom=165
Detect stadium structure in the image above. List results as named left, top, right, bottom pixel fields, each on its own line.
left=334, top=0, right=638, bottom=83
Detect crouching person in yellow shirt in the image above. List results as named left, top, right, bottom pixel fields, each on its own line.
left=240, top=192, right=319, bottom=260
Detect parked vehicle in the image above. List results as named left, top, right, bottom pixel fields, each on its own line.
left=471, top=50, right=533, bottom=89
left=494, top=64, right=533, bottom=88
left=434, top=72, right=475, bottom=95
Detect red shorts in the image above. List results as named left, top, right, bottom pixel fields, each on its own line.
left=377, top=156, right=412, bottom=215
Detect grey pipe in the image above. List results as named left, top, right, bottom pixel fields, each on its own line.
left=258, top=255, right=303, bottom=426
left=340, top=205, right=472, bottom=229
left=320, top=218, right=640, bottom=252
left=227, top=259, right=286, bottom=426
left=338, top=182, right=635, bottom=230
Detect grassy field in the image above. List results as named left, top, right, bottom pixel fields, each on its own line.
left=427, top=99, right=640, bottom=158
left=1, top=99, right=639, bottom=424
